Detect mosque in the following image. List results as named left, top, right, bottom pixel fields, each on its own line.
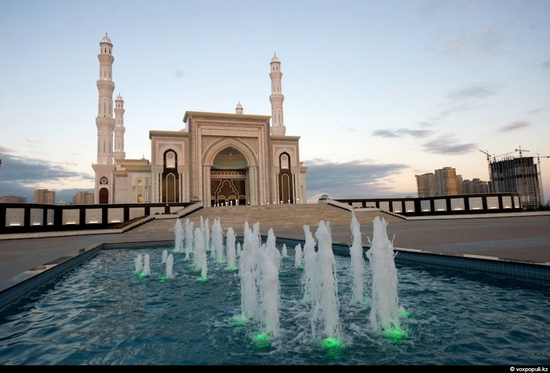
left=92, top=34, right=307, bottom=206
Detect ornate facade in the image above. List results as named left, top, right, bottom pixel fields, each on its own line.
left=92, top=34, right=307, bottom=205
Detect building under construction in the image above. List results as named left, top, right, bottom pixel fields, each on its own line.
left=489, top=156, right=541, bottom=208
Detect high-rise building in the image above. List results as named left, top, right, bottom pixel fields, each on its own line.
left=490, top=156, right=541, bottom=208
left=435, top=167, right=458, bottom=196
left=0, top=195, right=27, bottom=203
left=456, top=174, right=464, bottom=194
left=33, top=189, right=55, bottom=204
left=73, top=191, right=95, bottom=205
left=462, top=178, right=489, bottom=194
left=415, top=173, right=436, bottom=197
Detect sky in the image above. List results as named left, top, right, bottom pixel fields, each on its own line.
left=0, top=0, right=549, bottom=204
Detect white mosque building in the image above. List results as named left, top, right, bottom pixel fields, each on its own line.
left=92, top=34, right=307, bottom=206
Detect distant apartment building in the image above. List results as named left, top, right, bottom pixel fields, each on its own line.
left=33, top=189, right=56, bottom=204
left=73, top=191, right=95, bottom=205
left=456, top=174, right=464, bottom=195
left=463, top=178, right=489, bottom=194
left=0, top=195, right=27, bottom=203
left=416, top=167, right=488, bottom=197
left=489, top=156, right=541, bottom=208
left=435, top=167, right=458, bottom=196
left=415, top=173, right=436, bottom=197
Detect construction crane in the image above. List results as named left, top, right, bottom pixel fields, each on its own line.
left=479, top=150, right=492, bottom=191
left=515, top=146, right=530, bottom=158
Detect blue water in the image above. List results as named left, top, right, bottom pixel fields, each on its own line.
left=1, top=246, right=549, bottom=365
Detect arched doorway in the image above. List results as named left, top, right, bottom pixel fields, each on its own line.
left=278, top=152, right=294, bottom=204
left=210, top=146, right=247, bottom=206
left=162, top=150, right=179, bottom=202
left=99, top=187, right=109, bottom=204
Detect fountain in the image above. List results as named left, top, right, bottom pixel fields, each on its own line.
left=257, top=228, right=281, bottom=338
left=173, top=218, right=184, bottom=254
left=184, top=218, right=193, bottom=260
left=294, top=243, right=302, bottom=268
left=193, top=227, right=208, bottom=281
left=349, top=211, right=365, bottom=305
left=134, top=253, right=143, bottom=274
left=140, top=253, right=151, bottom=278
left=238, top=221, right=261, bottom=324
left=2, top=214, right=549, bottom=365
left=311, top=220, right=342, bottom=344
left=366, top=216, right=404, bottom=340
left=225, top=227, right=237, bottom=271
left=211, top=217, right=225, bottom=263
left=163, top=253, right=174, bottom=281
left=301, top=224, right=317, bottom=304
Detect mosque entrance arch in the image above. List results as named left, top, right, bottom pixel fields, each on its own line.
left=210, top=146, right=247, bottom=206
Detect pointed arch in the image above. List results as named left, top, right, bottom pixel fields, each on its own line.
left=203, top=138, right=257, bottom=167
left=162, top=149, right=179, bottom=202
left=203, top=138, right=258, bottom=206
left=278, top=151, right=294, bottom=204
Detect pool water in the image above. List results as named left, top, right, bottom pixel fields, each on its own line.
left=1, top=246, right=549, bottom=365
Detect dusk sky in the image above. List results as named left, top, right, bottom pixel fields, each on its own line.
left=1, top=0, right=549, bottom=203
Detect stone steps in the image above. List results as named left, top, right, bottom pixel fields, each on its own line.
left=126, top=204, right=401, bottom=234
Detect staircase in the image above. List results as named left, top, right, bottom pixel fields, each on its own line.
left=126, top=204, right=402, bottom=234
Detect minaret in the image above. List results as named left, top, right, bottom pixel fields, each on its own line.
left=95, top=33, right=115, bottom=164
left=113, top=93, right=126, bottom=160
left=236, top=101, right=243, bottom=114
left=269, top=53, right=286, bottom=136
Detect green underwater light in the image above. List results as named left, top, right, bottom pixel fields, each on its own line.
left=197, top=276, right=208, bottom=283
left=321, top=338, right=344, bottom=357
left=398, top=307, right=412, bottom=318
left=138, top=273, right=148, bottom=279
left=231, top=315, right=250, bottom=327
left=253, top=333, right=271, bottom=349
left=382, top=327, right=408, bottom=342
left=159, top=277, right=168, bottom=283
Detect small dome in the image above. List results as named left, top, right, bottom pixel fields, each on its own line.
left=271, top=53, right=280, bottom=62
left=116, top=93, right=123, bottom=101
left=236, top=101, right=243, bottom=114
left=100, top=33, right=112, bottom=45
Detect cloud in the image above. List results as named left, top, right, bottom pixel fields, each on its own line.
left=422, top=135, right=477, bottom=155
left=498, top=121, right=530, bottom=133
left=542, top=59, right=550, bottom=70
left=447, top=85, right=499, bottom=100
left=417, top=0, right=478, bottom=24
left=526, top=108, right=544, bottom=115
left=372, top=129, right=399, bottom=138
left=340, top=125, right=356, bottom=132
left=304, top=158, right=409, bottom=200
left=372, top=128, right=433, bottom=138
left=441, top=25, right=506, bottom=63
left=0, top=145, right=15, bottom=154
left=0, top=153, right=94, bottom=201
